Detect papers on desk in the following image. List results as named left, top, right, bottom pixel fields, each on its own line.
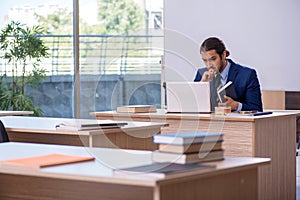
left=116, top=105, right=157, bottom=113
left=0, top=153, right=95, bottom=169
left=55, top=119, right=128, bottom=131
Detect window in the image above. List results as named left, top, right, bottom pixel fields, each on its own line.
left=0, top=0, right=163, bottom=118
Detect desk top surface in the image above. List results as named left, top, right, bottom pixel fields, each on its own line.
left=0, top=116, right=166, bottom=135
left=90, top=109, right=300, bottom=122
left=0, top=111, right=33, bottom=116
left=0, top=142, right=270, bottom=186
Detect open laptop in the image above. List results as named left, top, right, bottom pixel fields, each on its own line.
left=166, top=82, right=211, bottom=113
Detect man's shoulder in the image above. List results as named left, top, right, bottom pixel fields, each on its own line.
left=229, top=59, right=256, bottom=73
left=196, top=67, right=207, bottom=74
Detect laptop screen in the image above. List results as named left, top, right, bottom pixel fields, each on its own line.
left=166, top=82, right=211, bottom=113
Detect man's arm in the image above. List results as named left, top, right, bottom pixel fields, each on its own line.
left=219, top=69, right=262, bottom=112
left=194, top=69, right=202, bottom=82
left=241, top=69, right=263, bottom=111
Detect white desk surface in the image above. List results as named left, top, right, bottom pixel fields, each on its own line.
left=0, top=111, right=33, bottom=116
left=0, top=142, right=152, bottom=183
left=0, top=142, right=270, bottom=187
left=90, top=109, right=300, bottom=122
left=0, top=116, right=166, bottom=134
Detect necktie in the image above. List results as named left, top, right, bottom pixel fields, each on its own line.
left=211, top=73, right=224, bottom=109
left=215, top=73, right=226, bottom=103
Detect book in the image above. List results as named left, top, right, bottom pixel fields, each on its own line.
left=217, top=81, right=237, bottom=103
left=114, top=162, right=215, bottom=179
left=153, top=132, right=223, bottom=145
left=152, top=150, right=224, bottom=164
left=0, top=153, right=95, bottom=169
left=55, top=119, right=128, bottom=131
left=159, top=140, right=223, bottom=154
left=116, top=105, right=157, bottom=113
left=252, top=111, right=273, bottom=116
left=238, top=111, right=273, bottom=116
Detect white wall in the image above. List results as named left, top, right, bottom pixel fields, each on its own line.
left=164, top=0, right=300, bottom=90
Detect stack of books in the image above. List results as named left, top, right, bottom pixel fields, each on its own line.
left=152, top=132, right=224, bottom=164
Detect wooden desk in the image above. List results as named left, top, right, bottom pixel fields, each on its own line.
left=0, top=111, right=33, bottom=116
left=0, top=116, right=166, bottom=151
left=0, top=142, right=270, bottom=200
left=91, top=109, right=300, bottom=200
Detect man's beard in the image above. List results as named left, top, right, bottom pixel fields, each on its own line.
left=218, top=58, right=226, bottom=73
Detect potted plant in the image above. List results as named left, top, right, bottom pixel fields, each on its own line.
left=0, top=21, right=49, bottom=116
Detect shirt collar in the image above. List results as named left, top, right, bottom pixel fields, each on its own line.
left=220, top=59, right=231, bottom=82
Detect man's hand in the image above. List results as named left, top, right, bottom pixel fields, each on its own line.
left=200, top=68, right=215, bottom=82
left=218, top=95, right=239, bottom=111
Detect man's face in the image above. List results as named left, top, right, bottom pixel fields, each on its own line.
left=201, top=49, right=226, bottom=73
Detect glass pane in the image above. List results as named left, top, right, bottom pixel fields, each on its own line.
left=0, top=0, right=74, bottom=117
left=79, top=0, right=164, bottom=118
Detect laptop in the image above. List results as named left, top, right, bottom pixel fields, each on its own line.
left=166, top=82, right=211, bottom=113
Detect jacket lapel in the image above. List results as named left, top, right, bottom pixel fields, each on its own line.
left=227, top=59, right=238, bottom=82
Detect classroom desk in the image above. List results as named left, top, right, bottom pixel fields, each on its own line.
left=0, top=110, right=33, bottom=116
left=0, top=116, right=166, bottom=151
left=90, top=109, right=300, bottom=200
left=0, top=142, right=270, bottom=200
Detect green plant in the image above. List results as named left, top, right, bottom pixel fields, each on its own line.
left=0, top=21, right=49, bottom=116
left=97, top=0, right=145, bottom=34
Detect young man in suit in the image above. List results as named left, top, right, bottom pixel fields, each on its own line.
left=194, top=37, right=263, bottom=111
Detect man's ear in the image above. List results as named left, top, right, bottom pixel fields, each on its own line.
left=221, top=51, right=227, bottom=59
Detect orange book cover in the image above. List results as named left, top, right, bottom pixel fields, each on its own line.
left=1, top=154, right=95, bottom=169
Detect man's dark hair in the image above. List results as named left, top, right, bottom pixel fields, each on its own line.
left=200, top=37, right=230, bottom=59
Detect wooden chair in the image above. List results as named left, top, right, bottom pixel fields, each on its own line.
left=0, top=120, right=9, bottom=143
left=262, top=90, right=300, bottom=156
left=296, top=116, right=300, bottom=156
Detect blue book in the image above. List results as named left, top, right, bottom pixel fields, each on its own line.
left=153, top=132, right=223, bottom=145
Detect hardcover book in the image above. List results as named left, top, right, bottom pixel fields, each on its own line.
left=116, top=105, right=157, bottom=113
left=159, top=140, right=223, bottom=154
left=153, top=132, right=223, bottom=145
left=217, top=81, right=237, bottom=103
left=152, top=150, right=224, bottom=164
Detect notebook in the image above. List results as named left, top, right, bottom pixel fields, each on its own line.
left=166, top=82, right=211, bottom=113
left=0, top=154, right=95, bottom=169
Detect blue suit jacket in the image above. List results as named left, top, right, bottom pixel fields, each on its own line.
left=194, top=59, right=263, bottom=111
